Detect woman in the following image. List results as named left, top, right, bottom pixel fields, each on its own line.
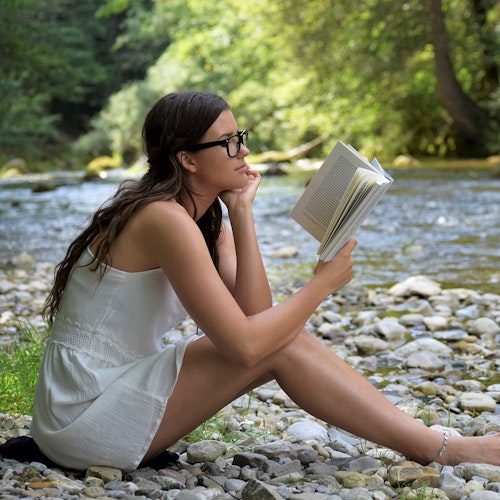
left=31, top=91, right=500, bottom=471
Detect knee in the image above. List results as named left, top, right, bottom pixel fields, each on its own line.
left=278, top=328, right=319, bottom=359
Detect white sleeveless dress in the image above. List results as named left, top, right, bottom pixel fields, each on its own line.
left=31, top=247, right=196, bottom=471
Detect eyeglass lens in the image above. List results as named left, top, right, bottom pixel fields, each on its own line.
left=228, top=131, right=248, bottom=157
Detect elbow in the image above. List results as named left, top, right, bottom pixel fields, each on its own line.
left=230, top=342, right=263, bottom=369
left=237, top=354, right=261, bottom=370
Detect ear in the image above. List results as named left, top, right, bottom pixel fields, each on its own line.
left=176, top=151, right=198, bottom=173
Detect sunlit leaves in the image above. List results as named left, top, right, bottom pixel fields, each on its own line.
left=5, top=0, right=496, bottom=160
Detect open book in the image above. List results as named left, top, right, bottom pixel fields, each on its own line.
left=290, top=141, right=393, bottom=262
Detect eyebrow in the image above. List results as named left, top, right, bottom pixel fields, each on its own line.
left=215, top=130, right=238, bottom=140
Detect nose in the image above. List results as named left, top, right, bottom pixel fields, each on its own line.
left=239, top=143, right=250, bottom=157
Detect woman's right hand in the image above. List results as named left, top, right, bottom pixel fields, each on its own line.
left=313, top=237, right=357, bottom=295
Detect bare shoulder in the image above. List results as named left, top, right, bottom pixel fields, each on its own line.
left=107, top=200, right=199, bottom=271
left=134, top=200, right=195, bottom=233
left=131, top=200, right=206, bottom=259
left=139, top=199, right=189, bottom=220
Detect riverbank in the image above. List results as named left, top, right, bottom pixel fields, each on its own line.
left=1, top=255, right=500, bottom=499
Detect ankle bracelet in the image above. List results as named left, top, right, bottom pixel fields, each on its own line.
left=428, top=431, right=449, bottom=464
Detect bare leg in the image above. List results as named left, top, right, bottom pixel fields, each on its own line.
left=143, top=330, right=500, bottom=466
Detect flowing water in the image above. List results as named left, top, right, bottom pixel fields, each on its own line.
left=0, top=166, right=499, bottom=292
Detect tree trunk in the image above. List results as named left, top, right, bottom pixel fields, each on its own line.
left=427, top=0, right=488, bottom=152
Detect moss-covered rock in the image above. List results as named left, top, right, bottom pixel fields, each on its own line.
left=85, top=153, right=123, bottom=177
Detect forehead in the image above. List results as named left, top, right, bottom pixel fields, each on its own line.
left=203, top=109, right=237, bottom=139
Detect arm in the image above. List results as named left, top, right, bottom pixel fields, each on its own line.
left=218, top=168, right=272, bottom=314
left=137, top=200, right=356, bottom=369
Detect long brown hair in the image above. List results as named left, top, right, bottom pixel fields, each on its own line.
left=43, top=91, right=229, bottom=325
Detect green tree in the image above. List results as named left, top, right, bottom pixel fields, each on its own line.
left=272, top=0, right=499, bottom=156
left=427, top=0, right=499, bottom=155
left=0, top=0, right=167, bottom=160
left=57, top=0, right=500, bottom=163
left=0, top=0, right=61, bottom=155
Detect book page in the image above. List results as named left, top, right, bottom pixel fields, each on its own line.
left=289, top=142, right=373, bottom=241
left=289, top=141, right=393, bottom=261
left=371, top=157, right=394, bottom=181
left=320, top=179, right=391, bottom=261
left=321, top=172, right=375, bottom=243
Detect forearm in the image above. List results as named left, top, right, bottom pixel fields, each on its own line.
left=222, top=240, right=356, bottom=366
left=228, top=205, right=272, bottom=314
left=233, top=275, right=332, bottom=367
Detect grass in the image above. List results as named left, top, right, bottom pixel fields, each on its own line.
left=388, top=483, right=432, bottom=500
left=186, top=413, right=241, bottom=443
left=0, top=324, right=47, bottom=416
left=185, top=396, right=271, bottom=444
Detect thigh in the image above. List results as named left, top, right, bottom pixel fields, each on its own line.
left=143, top=335, right=273, bottom=461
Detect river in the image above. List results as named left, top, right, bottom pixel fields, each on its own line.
left=0, top=166, right=499, bottom=293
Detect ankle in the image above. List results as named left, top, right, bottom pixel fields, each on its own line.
left=427, top=431, right=449, bottom=465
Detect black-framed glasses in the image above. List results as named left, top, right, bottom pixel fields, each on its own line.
left=185, top=130, right=249, bottom=158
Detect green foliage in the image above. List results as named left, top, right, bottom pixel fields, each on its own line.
left=0, top=0, right=61, bottom=153
left=2, top=0, right=499, bottom=162
left=0, top=325, right=47, bottom=415
left=0, top=0, right=166, bottom=158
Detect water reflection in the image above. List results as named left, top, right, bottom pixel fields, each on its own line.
left=0, top=168, right=499, bottom=292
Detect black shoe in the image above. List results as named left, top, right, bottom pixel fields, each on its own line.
left=141, top=449, right=180, bottom=469
left=0, top=436, right=59, bottom=468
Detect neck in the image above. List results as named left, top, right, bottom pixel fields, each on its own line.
left=180, top=188, right=217, bottom=221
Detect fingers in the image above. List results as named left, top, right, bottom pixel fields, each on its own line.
left=313, top=237, right=357, bottom=292
left=245, top=167, right=261, bottom=178
left=340, top=237, right=357, bottom=254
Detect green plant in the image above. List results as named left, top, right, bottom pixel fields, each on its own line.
left=0, top=324, right=47, bottom=415
left=185, top=413, right=233, bottom=443
left=388, top=482, right=431, bottom=500
left=417, top=401, right=433, bottom=427
left=186, top=395, right=269, bottom=444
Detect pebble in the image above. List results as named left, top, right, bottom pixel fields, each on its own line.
left=1, top=257, right=500, bottom=499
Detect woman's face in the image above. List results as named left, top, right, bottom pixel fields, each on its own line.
left=185, top=109, right=250, bottom=194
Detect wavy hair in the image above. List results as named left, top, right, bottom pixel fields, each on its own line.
left=43, top=91, right=229, bottom=325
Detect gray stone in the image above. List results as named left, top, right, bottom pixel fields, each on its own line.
left=456, top=463, right=500, bottom=482
left=241, top=479, right=283, bottom=499
left=406, top=350, right=446, bottom=371
left=337, top=486, right=373, bottom=499
left=437, top=471, right=466, bottom=500
left=233, top=452, right=268, bottom=467
left=224, top=478, right=246, bottom=492
left=255, top=440, right=306, bottom=461
left=465, top=492, right=500, bottom=499
left=456, top=304, right=480, bottom=319
left=285, top=421, right=329, bottom=444
left=458, top=393, right=497, bottom=413
left=375, top=317, right=407, bottom=340
left=347, top=456, right=382, bottom=473
left=394, top=337, right=452, bottom=357
left=388, top=275, right=442, bottom=297
left=305, top=463, right=339, bottom=476
left=262, top=459, right=302, bottom=478
left=350, top=334, right=390, bottom=354
left=186, top=440, right=228, bottom=464
left=467, top=317, right=500, bottom=336
left=86, top=465, right=123, bottom=483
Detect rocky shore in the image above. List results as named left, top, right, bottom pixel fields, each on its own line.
left=1, top=254, right=500, bottom=499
